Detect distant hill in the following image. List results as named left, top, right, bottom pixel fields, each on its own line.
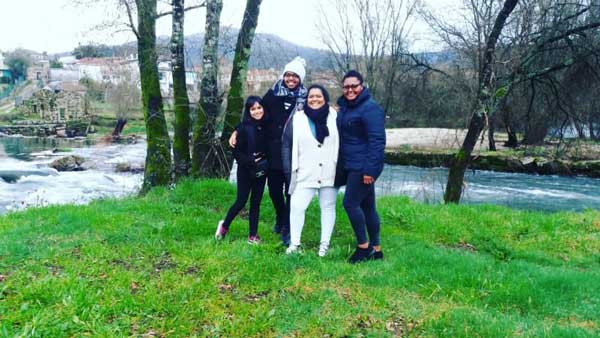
left=166, top=30, right=334, bottom=70
left=60, top=29, right=334, bottom=71
left=52, top=28, right=453, bottom=71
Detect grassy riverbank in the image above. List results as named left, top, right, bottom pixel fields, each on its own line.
left=1, top=180, right=599, bottom=337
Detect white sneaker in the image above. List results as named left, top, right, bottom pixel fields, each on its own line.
left=286, top=244, right=300, bottom=254
left=215, top=220, right=227, bottom=240
left=318, top=242, right=329, bottom=257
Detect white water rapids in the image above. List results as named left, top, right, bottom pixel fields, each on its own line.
left=1, top=135, right=599, bottom=214
left=0, top=138, right=144, bottom=214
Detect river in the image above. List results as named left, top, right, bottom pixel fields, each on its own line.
left=1, top=136, right=599, bottom=214
left=0, top=136, right=143, bottom=214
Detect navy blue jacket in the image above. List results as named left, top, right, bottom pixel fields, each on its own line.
left=262, top=89, right=298, bottom=170
left=337, top=88, right=386, bottom=179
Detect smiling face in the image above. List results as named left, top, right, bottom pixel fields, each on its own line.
left=342, top=77, right=363, bottom=101
left=283, top=72, right=300, bottom=90
left=249, top=102, right=264, bottom=120
left=307, top=88, right=326, bottom=110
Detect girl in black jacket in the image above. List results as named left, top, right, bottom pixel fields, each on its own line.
left=228, top=57, right=308, bottom=246
left=216, top=96, right=269, bottom=244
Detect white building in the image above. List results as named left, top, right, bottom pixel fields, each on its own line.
left=74, top=57, right=139, bottom=84
left=157, top=61, right=198, bottom=97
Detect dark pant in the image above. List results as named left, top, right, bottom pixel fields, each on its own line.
left=223, top=169, right=267, bottom=237
left=267, top=169, right=290, bottom=238
left=343, top=171, right=381, bottom=246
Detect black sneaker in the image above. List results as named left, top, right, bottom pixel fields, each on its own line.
left=280, top=233, right=291, bottom=247
left=369, top=250, right=384, bottom=260
left=348, top=247, right=375, bottom=264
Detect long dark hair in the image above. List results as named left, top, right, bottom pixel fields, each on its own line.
left=243, top=95, right=266, bottom=123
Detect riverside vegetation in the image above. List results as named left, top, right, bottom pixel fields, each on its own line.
left=0, top=180, right=599, bottom=336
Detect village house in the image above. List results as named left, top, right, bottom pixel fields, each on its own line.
left=21, top=81, right=88, bottom=122
left=218, top=62, right=279, bottom=95
left=73, top=57, right=139, bottom=84
left=51, top=56, right=201, bottom=103
left=27, top=60, right=50, bottom=83
left=157, top=61, right=200, bottom=103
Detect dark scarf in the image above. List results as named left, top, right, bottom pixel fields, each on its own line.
left=304, top=103, right=330, bottom=144
left=272, top=79, right=307, bottom=109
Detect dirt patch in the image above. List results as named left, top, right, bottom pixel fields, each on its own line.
left=153, top=252, right=177, bottom=274
left=111, top=258, right=133, bottom=270
left=244, top=290, right=269, bottom=302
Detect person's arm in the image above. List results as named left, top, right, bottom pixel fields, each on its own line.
left=229, top=130, right=238, bottom=148
left=362, top=102, right=386, bottom=183
left=281, top=114, right=294, bottom=182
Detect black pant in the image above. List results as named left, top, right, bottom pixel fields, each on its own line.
left=267, top=169, right=290, bottom=237
left=343, top=171, right=381, bottom=246
left=223, top=168, right=267, bottom=237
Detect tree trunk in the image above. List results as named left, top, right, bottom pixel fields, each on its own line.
left=112, top=118, right=128, bottom=138
left=488, top=113, right=497, bottom=151
left=522, top=118, right=548, bottom=145
left=444, top=0, right=518, bottom=204
left=220, top=0, right=263, bottom=156
left=505, top=125, right=519, bottom=147
left=171, top=0, right=191, bottom=180
left=136, top=0, right=172, bottom=192
left=572, top=117, right=586, bottom=139
left=191, top=0, right=225, bottom=177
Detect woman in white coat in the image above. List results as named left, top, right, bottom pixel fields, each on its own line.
left=281, top=84, right=341, bottom=256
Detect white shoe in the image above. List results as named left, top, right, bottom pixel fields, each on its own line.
left=286, top=244, right=300, bottom=254
left=318, top=242, right=329, bottom=257
left=215, top=220, right=227, bottom=240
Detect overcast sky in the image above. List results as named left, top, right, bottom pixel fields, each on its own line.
left=0, top=0, right=461, bottom=54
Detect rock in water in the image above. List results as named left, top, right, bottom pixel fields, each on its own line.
left=0, top=168, right=59, bottom=182
left=49, top=155, right=87, bottom=172
left=115, top=161, right=144, bottom=173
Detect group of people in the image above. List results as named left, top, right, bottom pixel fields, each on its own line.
left=214, top=57, right=386, bottom=264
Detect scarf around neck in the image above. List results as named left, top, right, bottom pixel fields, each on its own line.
left=272, top=79, right=307, bottom=108
left=304, top=103, right=330, bottom=144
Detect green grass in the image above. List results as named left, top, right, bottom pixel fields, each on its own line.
left=1, top=180, right=599, bottom=337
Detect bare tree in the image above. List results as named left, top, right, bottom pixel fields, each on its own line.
left=444, top=0, right=519, bottom=203
left=191, top=0, right=225, bottom=177
left=220, top=0, right=263, bottom=176
left=134, top=0, right=172, bottom=192
left=317, top=0, right=420, bottom=113
left=105, top=69, right=141, bottom=139
left=171, top=0, right=196, bottom=180
left=73, top=0, right=205, bottom=190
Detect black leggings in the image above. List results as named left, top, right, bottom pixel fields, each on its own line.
left=223, top=169, right=267, bottom=237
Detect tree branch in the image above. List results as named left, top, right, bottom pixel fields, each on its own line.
left=156, top=2, right=206, bottom=19
left=123, top=0, right=139, bottom=39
